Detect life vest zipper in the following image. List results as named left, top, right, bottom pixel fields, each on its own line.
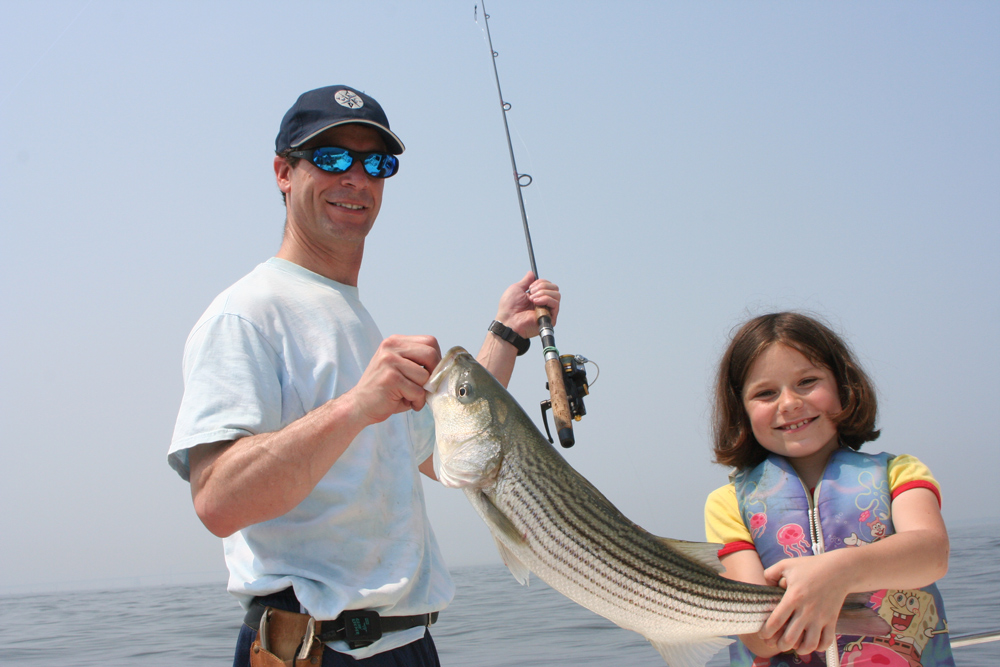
left=799, top=479, right=826, bottom=556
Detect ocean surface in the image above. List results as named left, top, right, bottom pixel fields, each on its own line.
left=1, top=522, right=996, bottom=666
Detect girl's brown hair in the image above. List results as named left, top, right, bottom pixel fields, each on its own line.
left=712, top=312, right=880, bottom=470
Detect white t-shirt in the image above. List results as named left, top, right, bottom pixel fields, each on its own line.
left=168, top=258, right=454, bottom=658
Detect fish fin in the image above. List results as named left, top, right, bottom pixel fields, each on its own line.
left=477, top=492, right=526, bottom=545
left=836, top=591, right=891, bottom=637
left=649, top=636, right=733, bottom=667
left=492, top=535, right=531, bottom=586
left=476, top=492, right=531, bottom=586
left=657, top=538, right=726, bottom=574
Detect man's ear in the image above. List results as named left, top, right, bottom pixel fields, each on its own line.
left=274, top=156, right=293, bottom=195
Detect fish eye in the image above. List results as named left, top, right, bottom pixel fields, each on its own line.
left=457, top=381, right=475, bottom=404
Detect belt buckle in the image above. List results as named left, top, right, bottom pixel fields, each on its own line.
left=342, top=610, right=382, bottom=649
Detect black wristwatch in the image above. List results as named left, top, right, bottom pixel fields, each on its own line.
left=488, top=320, right=530, bottom=356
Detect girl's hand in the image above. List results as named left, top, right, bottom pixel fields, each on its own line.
left=761, top=552, right=850, bottom=655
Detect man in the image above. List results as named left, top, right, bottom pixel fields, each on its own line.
left=167, top=85, right=560, bottom=666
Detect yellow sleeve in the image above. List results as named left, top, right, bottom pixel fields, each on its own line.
left=887, top=454, right=942, bottom=506
left=705, top=483, right=753, bottom=545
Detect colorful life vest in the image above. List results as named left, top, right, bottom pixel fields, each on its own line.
left=729, top=449, right=954, bottom=667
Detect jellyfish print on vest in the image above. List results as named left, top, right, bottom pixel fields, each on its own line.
left=749, top=512, right=768, bottom=540
left=776, top=523, right=811, bottom=557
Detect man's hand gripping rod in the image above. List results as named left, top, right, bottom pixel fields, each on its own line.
left=479, top=1, right=587, bottom=447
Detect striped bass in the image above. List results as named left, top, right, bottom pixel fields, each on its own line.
left=423, top=347, right=889, bottom=667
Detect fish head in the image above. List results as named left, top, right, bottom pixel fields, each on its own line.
left=424, top=346, right=510, bottom=489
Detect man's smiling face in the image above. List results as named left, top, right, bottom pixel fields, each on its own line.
left=279, top=123, right=387, bottom=253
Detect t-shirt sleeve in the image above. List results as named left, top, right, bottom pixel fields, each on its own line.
left=705, top=483, right=754, bottom=555
left=167, top=313, right=283, bottom=481
left=407, top=406, right=436, bottom=464
left=887, top=454, right=942, bottom=507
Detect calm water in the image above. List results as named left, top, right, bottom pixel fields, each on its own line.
left=1, top=523, right=996, bottom=666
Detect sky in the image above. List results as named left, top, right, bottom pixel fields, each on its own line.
left=1, top=1, right=997, bottom=594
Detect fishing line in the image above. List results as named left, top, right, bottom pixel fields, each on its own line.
left=476, top=1, right=540, bottom=279
left=474, top=13, right=550, bottom=261
left=475, top=0, right=592, bottom=449
left=0, top=0, right=94, bottom=110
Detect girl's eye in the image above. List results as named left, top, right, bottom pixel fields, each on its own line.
left=799, top=377, right=818, bottom=387
left=753, top=390, right=775, bottom=400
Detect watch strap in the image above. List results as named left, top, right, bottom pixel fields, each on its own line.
left=488, top=320, right=530, bottom=356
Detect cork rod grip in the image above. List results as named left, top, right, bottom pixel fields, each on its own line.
left=535, top=305, right=574, bottom=447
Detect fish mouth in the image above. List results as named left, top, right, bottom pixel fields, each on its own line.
left=424, top=346, right=470, bottom=394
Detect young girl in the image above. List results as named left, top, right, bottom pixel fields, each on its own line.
left=704, top=312, right=954, bottom=667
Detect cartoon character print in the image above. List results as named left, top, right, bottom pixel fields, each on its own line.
left=840, top=588, right=952, bottom=667
left=867, top=515, right=889, bottom=540
left=845, top=467, right=892, bottom=548
left=844, top=510, right=890, bottom=547
left=740, top=477, right=775, bottom=546
left=847, top=588, right=948, bottom=666
left=841, top=641, right=910, bottom=666
left=776, top=523, right=811, bottom=557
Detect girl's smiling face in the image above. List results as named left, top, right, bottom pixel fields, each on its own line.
left=743, top=343, right=843, bottom=481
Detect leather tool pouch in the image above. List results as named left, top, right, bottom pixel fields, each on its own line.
left=250, top=607, right=324, bottom=667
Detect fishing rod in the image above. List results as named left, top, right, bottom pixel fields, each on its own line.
left=476, top=1, right=590, bottom=448
left=951, top=628, right=1000, bottom=648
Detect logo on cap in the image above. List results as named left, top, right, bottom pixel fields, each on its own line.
left=335, top=90, right=364, bottom=109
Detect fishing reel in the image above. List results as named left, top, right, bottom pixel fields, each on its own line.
left=541, top=353, right=595, bottom=447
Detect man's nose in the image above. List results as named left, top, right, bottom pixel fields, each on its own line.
left=338, top=159, right=370, bottom=184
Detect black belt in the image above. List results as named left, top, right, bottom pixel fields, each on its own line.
left=244, top=590, right=438, bottom=649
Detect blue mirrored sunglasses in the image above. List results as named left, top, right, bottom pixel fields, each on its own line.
left=288, top=146, right=400, bottom=178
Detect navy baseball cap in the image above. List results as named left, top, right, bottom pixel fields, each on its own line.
left=275, top=85, right=405, bottom=155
